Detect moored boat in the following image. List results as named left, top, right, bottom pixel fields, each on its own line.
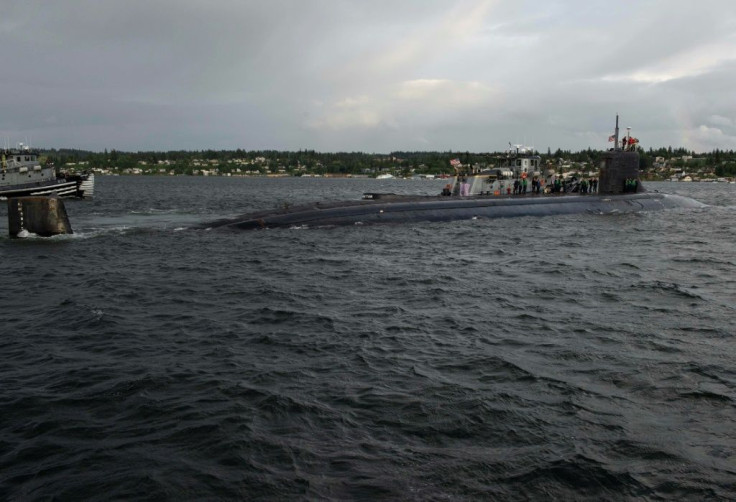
left=1, top=144, right=94, bottom=200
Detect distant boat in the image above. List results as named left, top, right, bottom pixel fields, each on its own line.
left=376, top=173, right=394, bottom=179
left=1, top=144, right=94, bottom=199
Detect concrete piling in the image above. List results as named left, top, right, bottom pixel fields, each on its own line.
left=7, top=195, right=73, bottom=237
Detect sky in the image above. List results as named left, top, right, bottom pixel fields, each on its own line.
left=2, top=0, right=736, bottom=153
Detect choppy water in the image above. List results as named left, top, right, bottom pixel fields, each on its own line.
left=1, top=177, right=735, bottom=500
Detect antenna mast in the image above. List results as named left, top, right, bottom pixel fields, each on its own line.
left=614, top=114, right=620, bottom=151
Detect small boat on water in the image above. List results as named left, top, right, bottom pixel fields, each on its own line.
left=1, top=144, right=94, bottom=200
left=200, top=117, right=705, bottom=231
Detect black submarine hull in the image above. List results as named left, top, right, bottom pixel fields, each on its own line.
left=202, top=192, right=705, bottom=231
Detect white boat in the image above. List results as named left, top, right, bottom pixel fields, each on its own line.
left=376, top=173, right=394, bottom=179
left=0, top=144, right=94, bottom=199
left=446, top=144, right=554, bottom=196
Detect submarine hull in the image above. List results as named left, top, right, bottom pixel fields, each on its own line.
left=204, top=192, right=705, bottom=231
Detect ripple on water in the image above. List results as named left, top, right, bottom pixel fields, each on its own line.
left=1, top=177, right=734, bottom=499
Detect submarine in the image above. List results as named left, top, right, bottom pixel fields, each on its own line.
left=202, top=117, right=704, bottom=231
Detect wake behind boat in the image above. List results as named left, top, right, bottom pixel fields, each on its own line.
left=1, top=144, right=94, bottom=200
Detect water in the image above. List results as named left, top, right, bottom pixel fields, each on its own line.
left=1, top=177, right=734, bottom=500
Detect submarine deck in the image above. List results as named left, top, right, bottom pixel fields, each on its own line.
left=201, top=190, right=705, bottom=231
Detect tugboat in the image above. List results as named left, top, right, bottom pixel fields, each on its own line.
left=200, top=116, right=705, bottom=231
left=0, top=144, right=94, bottom=200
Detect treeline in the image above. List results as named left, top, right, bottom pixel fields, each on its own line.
left=40, top=146, right=736, bottom=176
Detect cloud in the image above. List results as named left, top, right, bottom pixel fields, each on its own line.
left=2, top=1, right=736, bottom=151
left=307, top=79, right=500, bottom=136
left=689, top=124, right=736, bottom=151
left=600, top=42, right=736, bottom=84
left=709, top=115, right=734, bottom=128
left=308, top=95, right=386, bottom=130
left=393, top=79, right=495, bottom=104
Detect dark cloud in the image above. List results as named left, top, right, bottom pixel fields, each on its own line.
left=1, top=0, right=735, bottom=152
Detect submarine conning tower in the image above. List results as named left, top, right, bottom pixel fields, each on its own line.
left=598, top=115, right=641, bottom=194
left=598, top=150, right=640, bottom=194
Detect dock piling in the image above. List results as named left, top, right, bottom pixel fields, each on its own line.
left=7, top=195, right=73, bottom=237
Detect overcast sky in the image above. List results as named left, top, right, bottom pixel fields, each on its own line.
left=2, top=0, right=735, bottom=153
